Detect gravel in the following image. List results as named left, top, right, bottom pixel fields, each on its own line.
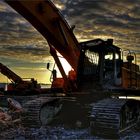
left=0, top=125, right=140, bottom=140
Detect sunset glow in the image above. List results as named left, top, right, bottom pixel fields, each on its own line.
left=0, top=0, right=139, bottom=84
left=59, top=56, right=72, bottom=75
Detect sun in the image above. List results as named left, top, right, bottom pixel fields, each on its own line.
left=53, top=53, right=72, bottom=78
left=59, top=57, right=72, bottom=75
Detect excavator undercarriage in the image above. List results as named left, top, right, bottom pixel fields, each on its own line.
left=90, top=98, right=140, bottom=138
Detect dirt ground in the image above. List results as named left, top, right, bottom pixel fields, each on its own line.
left=0, top=125, right=140, bottom=140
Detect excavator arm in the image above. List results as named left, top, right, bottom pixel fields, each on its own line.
left=5, top=0, right=80, bottom=72
left=0, top=63, right=22, bottom=83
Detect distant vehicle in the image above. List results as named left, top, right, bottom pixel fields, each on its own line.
left=0, top=63, right=40, bottom=92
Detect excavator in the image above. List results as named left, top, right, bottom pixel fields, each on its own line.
left=0, top=63, right=40, bottom=93
left=3, top=0, right=140, bottom=138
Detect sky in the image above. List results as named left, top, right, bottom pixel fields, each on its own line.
left=0, top=0, right=139, bottom=84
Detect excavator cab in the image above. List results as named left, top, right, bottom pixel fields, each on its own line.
left=77, top=39, right=122, bottom=90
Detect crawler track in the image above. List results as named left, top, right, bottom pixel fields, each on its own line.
left=90, top=98, right=140, bottom=138
left=21, top=97, right=62, bottom=127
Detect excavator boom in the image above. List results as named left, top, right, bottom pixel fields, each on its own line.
left=0, top=63, right=22, bottom=83
left=5, top=0, right=80, bottom=72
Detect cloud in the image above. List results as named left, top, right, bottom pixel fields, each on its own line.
left=0, top=1, right=54, bottom=65
left=52, top=0, right=66, bottom=10
left=59, top=0, right=140, bottom=53
left=0, top=0, right=139, bottom=68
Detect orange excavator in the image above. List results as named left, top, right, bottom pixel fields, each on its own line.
left=0, top=63, right=40, bottom=92
left=4, top=0, right=140, bottom=137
